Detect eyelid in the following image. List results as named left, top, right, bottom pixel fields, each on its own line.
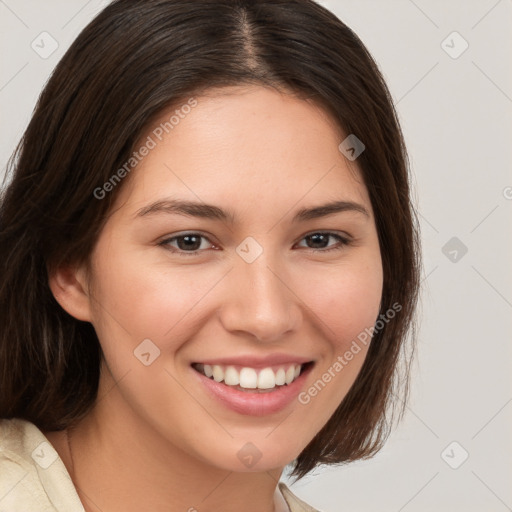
left=297, top=229, right=353, bottom=243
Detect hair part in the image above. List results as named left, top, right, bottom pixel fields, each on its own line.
left=0, top=0, right=420, bottom=480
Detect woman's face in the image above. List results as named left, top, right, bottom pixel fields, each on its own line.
left=82, top=85, right=383, bottom=471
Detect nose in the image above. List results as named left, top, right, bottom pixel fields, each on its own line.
left=219, top=251, right=302, bottom=343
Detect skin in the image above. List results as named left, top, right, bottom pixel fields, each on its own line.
left=46, top=85, right=383, bottom=512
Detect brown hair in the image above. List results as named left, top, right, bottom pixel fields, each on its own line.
left=0, top=0, right=420, bottom=479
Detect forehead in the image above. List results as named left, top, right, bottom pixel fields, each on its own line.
left=115, top=85, right=371, bottom=218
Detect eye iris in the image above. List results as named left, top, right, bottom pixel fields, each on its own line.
left=308, top=233, right=329, bottom=249
left=177, top=235, right=201, bottom=251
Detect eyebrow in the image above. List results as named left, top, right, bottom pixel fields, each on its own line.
left=134, top=198, right=370, bottom=223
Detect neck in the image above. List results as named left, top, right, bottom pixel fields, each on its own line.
left=61, top=374, right=287, bottom=512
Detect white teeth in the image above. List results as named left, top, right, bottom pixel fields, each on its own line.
left=257, top=368, right=276, bottom=389
left=196, top=363, right=304, bottom=390
left=239, top=368, right=258, bottom=388
left=224, top=366, right=239, bottom=386
left=212, top=365, right=223, bottom=382
left=285, top=366, right=295, bottom=385
left=275, top=368, right=286, bottom=386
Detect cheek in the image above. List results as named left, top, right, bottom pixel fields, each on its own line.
left=87, top=249, right=228, bottom=384
left=297, top=260, right=383, bottom=351
left=89, top=244, right=203, bottom=338
left=287, top=261, right=382, bottom=439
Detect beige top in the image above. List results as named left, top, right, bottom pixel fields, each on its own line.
left=0, top=418, right=320, bottom=512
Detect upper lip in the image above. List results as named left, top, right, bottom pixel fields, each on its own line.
left=192, top=353, right=314, bottom=368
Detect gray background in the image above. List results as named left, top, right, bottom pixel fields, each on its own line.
left=1, top=1, right=511, bottom=511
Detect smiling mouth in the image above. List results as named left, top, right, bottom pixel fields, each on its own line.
left=192, top=362, right=314, bottom=392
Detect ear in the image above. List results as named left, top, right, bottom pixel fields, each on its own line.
left=48, top=264, right=92, bottom=322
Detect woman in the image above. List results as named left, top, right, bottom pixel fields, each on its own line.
left=0, top=1, right=420, bottom=510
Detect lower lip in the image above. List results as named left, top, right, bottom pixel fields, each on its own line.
left=192, top=364, right=313, bottom=416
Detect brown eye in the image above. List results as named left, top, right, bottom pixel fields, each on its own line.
left=160, top=233, right=215, bottom=256
left=296, top=232, right=351, bottom=253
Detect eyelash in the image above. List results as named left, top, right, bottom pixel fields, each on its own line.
left=158, top=232, right=352, bottom=257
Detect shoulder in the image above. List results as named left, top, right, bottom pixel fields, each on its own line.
left=0, top=418, right=83, bottom=512
left=279, top=481, right=324, bottom=512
